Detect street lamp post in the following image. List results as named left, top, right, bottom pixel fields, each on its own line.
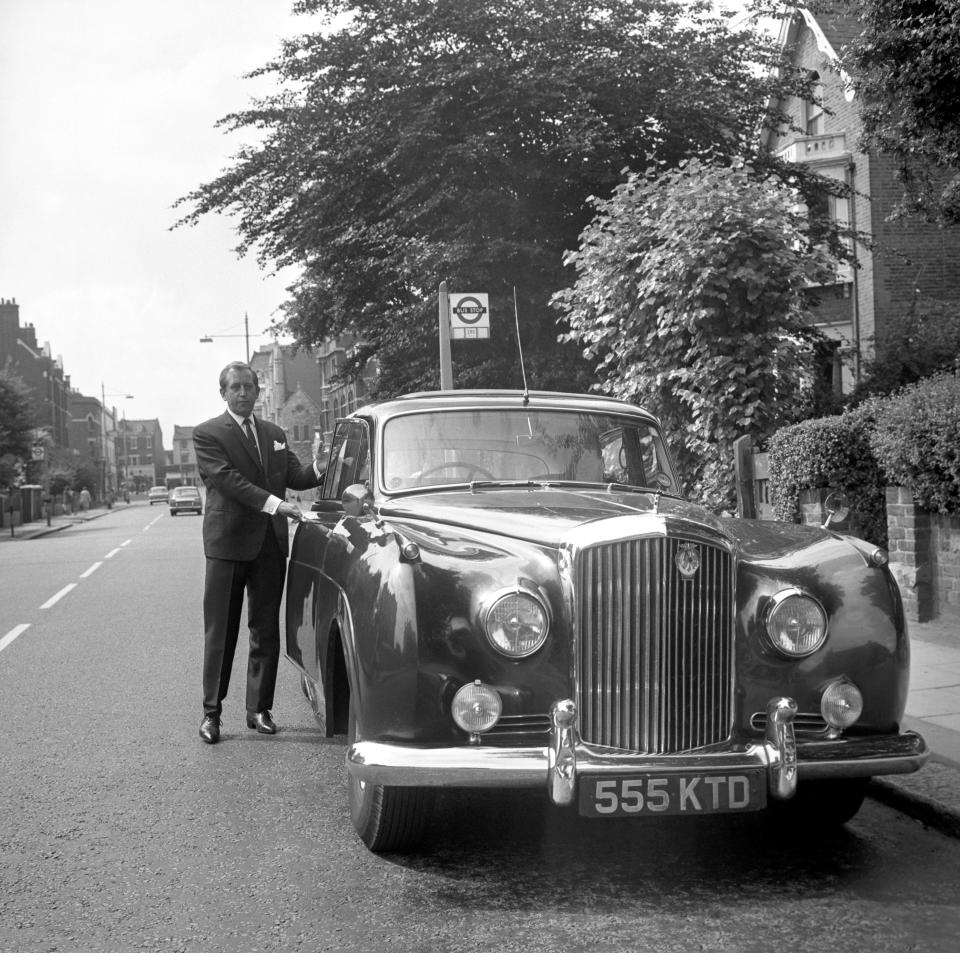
left=101, top=385, right=134, bottom=503
left=199, top=313, right=252, bottom=363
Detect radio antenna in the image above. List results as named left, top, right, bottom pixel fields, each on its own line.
left=513, top=285, right=530, bottom=404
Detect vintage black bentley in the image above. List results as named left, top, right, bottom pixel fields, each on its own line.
left=284, top=390, right=927, bottom=852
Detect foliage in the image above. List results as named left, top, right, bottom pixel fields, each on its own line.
left=553, top=157, right=834, bottom=512
left=766, top=403, right=888, bottom=545
left=847, top=296, right=960, bottom=404
left=46, top=469, right=73, bottom=497
left=176, top=0, right=823, bottom=396
left=69, top=459, right=101, bottom=497
left=832, top=0, right=960, bottom=223
left=0, top=368, right=36, bottom=491
left=869, top=371, right=960, bottom=514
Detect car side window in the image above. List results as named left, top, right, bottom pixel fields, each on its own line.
left=322, top=420, right=369, bottom=501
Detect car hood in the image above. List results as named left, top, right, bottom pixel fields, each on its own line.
left=379, top=487, right=841, bottom=560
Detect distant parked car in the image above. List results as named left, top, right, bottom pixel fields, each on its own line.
left=286, top=389, right=928, bottom=853
left=168, top=485, right=202, bottom=516
left=148, top=486, right=168, bottom=505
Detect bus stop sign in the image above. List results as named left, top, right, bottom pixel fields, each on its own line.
left=449, top=293, right=490, bottom=339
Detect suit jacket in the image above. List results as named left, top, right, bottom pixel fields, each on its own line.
left=193, top=412, right=321, bottom=561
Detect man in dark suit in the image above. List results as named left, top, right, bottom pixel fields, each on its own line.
left=194, top=361, right=324, bottom=744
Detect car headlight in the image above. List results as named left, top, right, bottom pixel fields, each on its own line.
left=764, top=588, right=828, bottom=657
left=483, top=588, right=550, bottom=657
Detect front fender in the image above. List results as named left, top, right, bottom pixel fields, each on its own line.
left=342, top=517, right=570, bottom=744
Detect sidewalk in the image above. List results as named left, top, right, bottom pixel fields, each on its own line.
left=3, top=509, right=960, bottom=834
left=0, top=504, right=122, bottom=541
left=871, top=615, right=960, bottom=837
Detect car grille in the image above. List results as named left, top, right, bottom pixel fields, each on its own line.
left=573, top=534, right=734, bottom=754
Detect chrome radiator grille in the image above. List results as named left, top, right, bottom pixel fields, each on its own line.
left=574, top=536, right=734, bottom=754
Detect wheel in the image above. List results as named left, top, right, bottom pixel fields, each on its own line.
left=768, top=777, right=868, bottom=828
left=347, top=694, right=434, bottom=852
left=418, top=461, right=496, bottom=482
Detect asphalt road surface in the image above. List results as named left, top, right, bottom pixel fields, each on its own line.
left=2, top=502, right=960, bottom=953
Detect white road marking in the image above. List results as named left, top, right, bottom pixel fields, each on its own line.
left=0, top=624, right=31, bottom=654
left=40, top=584, right=76, bottom=609
left=105, top=548, right=121, bottom=559
left=80, top=562, right=103, bottom=578
left=121, top=539, right=132, bottom=547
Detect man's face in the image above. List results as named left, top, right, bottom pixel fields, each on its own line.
left=221, top=368, right=259, bottom=417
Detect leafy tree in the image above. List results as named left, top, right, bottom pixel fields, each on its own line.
left=177, top=0, right=817, bottom=395
left=833, top=0, right=960, bottom=223
left=0, top=368, right=35, bottom=491
left=553, top=157, right=834, bottom=512
left=847, top=295, right=960, bottom=404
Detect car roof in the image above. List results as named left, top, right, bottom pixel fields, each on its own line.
left=349, top=390, right=660, bottom=426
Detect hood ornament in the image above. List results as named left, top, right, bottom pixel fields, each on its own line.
left=675, top=542, right=701, bottom=580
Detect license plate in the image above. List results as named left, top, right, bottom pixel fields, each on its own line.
left=578, top=772, right=766, bottom=817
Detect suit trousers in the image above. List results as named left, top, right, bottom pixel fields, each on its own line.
left=202, top=527, right=286, bottom=718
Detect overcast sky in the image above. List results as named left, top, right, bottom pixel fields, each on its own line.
left=0, top=0, right=308, bottom=444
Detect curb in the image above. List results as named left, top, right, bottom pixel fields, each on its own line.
left=868, top=763, right=960, bottom=840
left=1, top=507, right=120, bottom=541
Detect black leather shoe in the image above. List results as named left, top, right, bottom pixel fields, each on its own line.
left=246, top=710, right=278, bottom=734
left=199, top=715, right=220, bottom=744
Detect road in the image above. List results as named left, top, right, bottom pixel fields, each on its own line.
left=2, top=502, right=960, bottom=953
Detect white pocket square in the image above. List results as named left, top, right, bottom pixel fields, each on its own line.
left=273, top=440, right=286, bottom=451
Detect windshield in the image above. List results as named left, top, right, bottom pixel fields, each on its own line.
left=380, top=409, right=676, bottom=493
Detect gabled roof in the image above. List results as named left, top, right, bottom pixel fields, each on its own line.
left=776, top=4, right=860, bottom=101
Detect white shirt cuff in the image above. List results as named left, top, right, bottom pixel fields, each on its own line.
left=262, top=495, right=283, bottom=515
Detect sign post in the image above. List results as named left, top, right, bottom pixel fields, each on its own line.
left=438, top=287, right=490, bottom=391
left=438, top=281, right=453, bottom=390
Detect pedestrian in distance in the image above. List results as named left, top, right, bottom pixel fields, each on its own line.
left=78, top=486, right=91, bottom=512
left=193, top=361, right=324, bottom=745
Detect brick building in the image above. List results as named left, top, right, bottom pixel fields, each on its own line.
left=118, top=418, right=165, bottom=491
left=68, top=392, right=117, bottom=500
left=315, top=335, right=378, bottom=441
left=0, top=298, right=71, bottom=449
left=765, top=6, right=960, bottom=395
left=166, top=425, right=198, bottom=488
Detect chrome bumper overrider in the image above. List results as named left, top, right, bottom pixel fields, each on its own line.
left=346, top=697, right=929, bottom=805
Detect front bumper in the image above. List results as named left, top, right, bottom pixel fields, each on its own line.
left=347, top=696, right=929, bottom=806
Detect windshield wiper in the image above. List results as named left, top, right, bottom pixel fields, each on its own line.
left=468, top=480, right=546, bottom=491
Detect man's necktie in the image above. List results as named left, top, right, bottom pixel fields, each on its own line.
left=243, top=417, right=262, bottom=465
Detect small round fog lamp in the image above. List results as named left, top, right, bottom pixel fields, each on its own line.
left=452, top=680, right=502, bottom=735
left=821, top=679, right=863, bottom=730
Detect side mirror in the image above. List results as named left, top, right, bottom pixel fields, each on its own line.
left=342, top=483, right=374, bottom=518
left=822, top=490, right=850, bottom=529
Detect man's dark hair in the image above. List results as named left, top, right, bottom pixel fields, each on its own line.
left=219, top=361, right=259, bottom=392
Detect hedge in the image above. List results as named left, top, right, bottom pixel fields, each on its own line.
left=766, top=371, right=960, bottom=545
left=767, top=402, right=888, bottom=546
left=869, top=372, right=960, bottom=514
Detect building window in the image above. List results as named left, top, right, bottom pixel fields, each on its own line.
left=805, top=72, right=825, bottom=136
left=129, top=436, right=138, bottom=450
left=145, top=436, right=152, bottom=450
